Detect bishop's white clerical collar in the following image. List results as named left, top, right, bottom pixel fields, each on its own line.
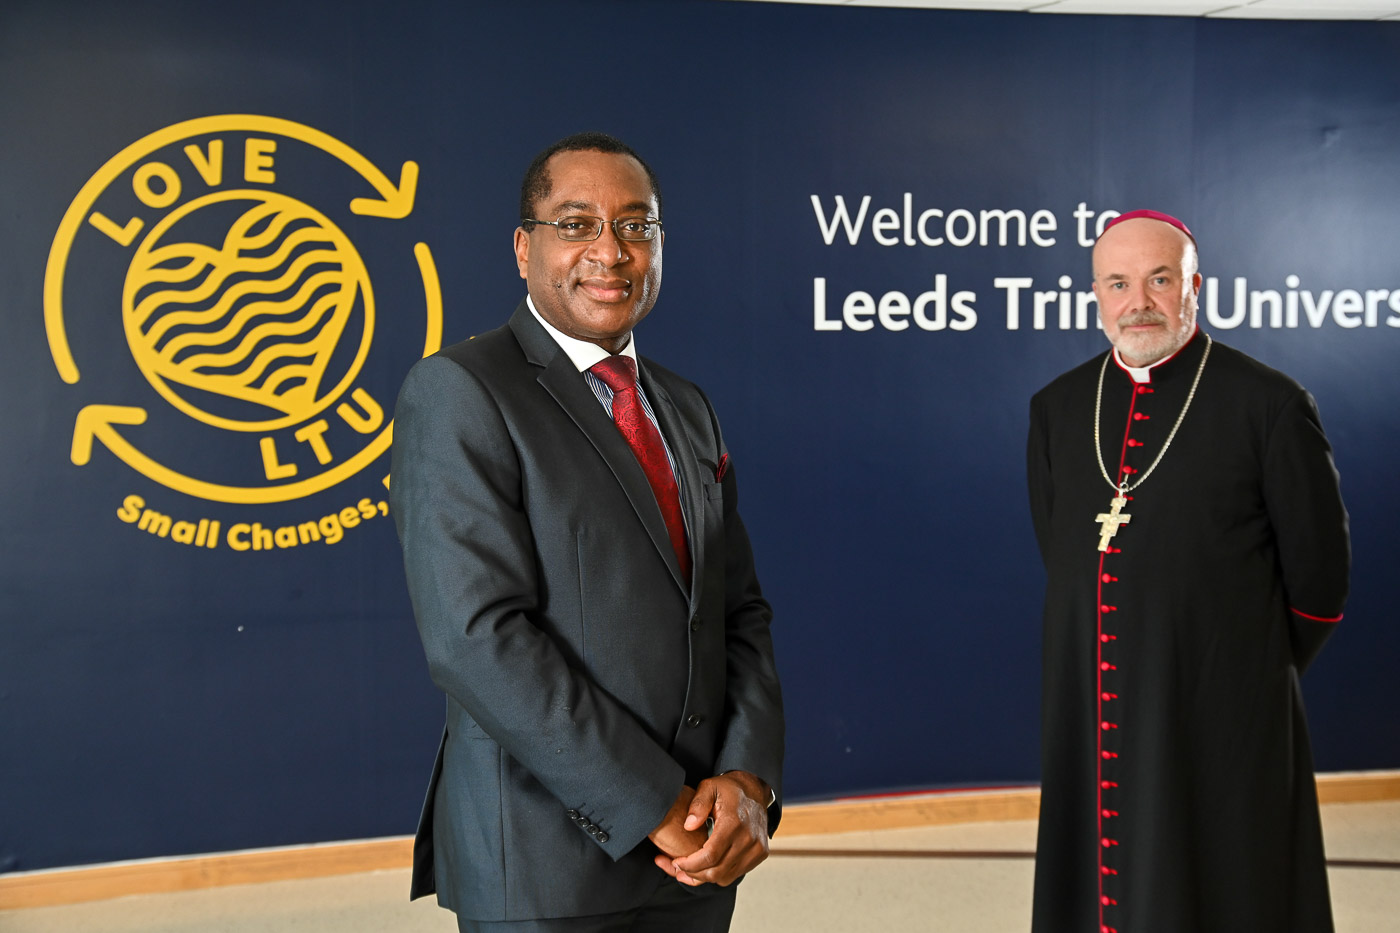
left=1113, top=350, right=1158, bottom=384
left=1112, top=328, right=1203, bottom=384
left=526, top=294, right=637, bottom=373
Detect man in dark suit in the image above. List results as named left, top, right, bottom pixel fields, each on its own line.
left=390, top=131, right=784, bottom=932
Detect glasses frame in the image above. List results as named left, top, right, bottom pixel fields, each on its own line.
left=521, top=215, right=663, bottom=242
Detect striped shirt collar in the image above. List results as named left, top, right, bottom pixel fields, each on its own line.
left=526, top=295, right=638, bottom=374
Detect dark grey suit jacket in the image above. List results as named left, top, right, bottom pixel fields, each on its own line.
left=389, top=301, right=784, bottom=922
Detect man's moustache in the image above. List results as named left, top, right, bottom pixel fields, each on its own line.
left=1119, top=311, right=1168, bottom=328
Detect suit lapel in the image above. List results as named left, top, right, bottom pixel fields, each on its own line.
left=639, top=366, right=706, bottom=605
left=509, top=303, right=689, bottom=596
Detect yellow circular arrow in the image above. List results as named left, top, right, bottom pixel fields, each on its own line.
left=47, top=114, right=421, bottom=384
left=65, top=243, right=442, bottom=504
left=72, top=402, right=395, bottom=505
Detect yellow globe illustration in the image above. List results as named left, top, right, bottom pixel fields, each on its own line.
left=123, top=190, right=374, bottom=432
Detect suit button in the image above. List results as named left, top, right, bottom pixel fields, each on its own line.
left=565, top=809, right=579, bottom=819
left=686, top=714, right=704, bottom=728
left=690, top=616, right=701, bottom=632
left=596, top=832, right=609, bottom=843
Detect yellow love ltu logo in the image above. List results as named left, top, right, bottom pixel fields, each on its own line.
left=124, top=191, right=372, bottom=432
left=47, top=115, right=441, bottom=508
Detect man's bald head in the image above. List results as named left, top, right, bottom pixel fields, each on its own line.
left=1092, top=216, right=1202, bottom=367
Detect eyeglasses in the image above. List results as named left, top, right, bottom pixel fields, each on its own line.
left=522, top=215, right=663, bottom=242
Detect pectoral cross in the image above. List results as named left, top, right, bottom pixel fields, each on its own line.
left=1095, top=496, right=1132, bottom=552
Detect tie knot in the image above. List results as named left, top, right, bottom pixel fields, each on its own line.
left=590, top=355, right=638, bottom=392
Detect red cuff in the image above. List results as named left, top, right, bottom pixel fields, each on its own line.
left=1290, top=607, right=1343, bottom=623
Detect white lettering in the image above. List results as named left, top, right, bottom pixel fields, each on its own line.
left=1250, top=289, right=1282, bottom=329
left=950, top=291, right=977, bottom=331
left=978, top=209, right=1026, bottom=247
left=871, top=208, right=901, bottom=246
left=914, top=275, right=947, bottom=330
left=1074, top=201, right=1096, bottom=247
left=917, top=209, right=944, bottom=246
left=945, top=209, right=976, bottom=247
left=810, top=195, right=870, bottom=246
left=1030, top=210, right=1057, bottom=247
left=813, top=278, right=842, bottom=331
left=996, top=277, right=1035, bottom=330
left=1365, top=289, right=1387, bottom=328
left=877, top=291, right=911, bottom=330
left=1333, top=289, right=1363, bottom=328
left=811, top=275, right=977, bottom=332
left=843, top=291, right=876, bottom=331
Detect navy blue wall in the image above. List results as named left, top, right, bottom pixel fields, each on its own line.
left=2, top=0, right=1396, bottom=872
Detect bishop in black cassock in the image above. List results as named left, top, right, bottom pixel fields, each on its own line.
left=1026, top=211, right=1350, bottom=933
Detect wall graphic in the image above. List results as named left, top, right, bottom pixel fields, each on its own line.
left=2, top=0, right=1396, bottom=872
left=48, top=115, right=439, bottom=535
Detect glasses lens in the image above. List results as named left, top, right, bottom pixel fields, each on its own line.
left=556, top=216, right=602, bottom=240
left=615, top=219, right=658, bottom=241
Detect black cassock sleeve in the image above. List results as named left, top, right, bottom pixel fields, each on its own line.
left=1261, top=388, right=1350, bottom=673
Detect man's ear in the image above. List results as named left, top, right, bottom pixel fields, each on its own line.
left=514, top=227, right=530, bottom=281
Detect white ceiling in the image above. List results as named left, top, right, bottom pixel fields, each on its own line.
left=734, top=0, right=1400, bottom=20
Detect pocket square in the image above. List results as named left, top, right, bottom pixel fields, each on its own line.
left=715, top=453, right=730, bottom=481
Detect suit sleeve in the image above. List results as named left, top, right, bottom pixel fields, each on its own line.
left=1261, top=388, right=1350, bottom=673
left=704, top=404, right=786, bottom=827
left=390, top=355, right=685, bottom=859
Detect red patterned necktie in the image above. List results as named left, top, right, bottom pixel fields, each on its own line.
left=589, top=355, right=691, bottom=585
